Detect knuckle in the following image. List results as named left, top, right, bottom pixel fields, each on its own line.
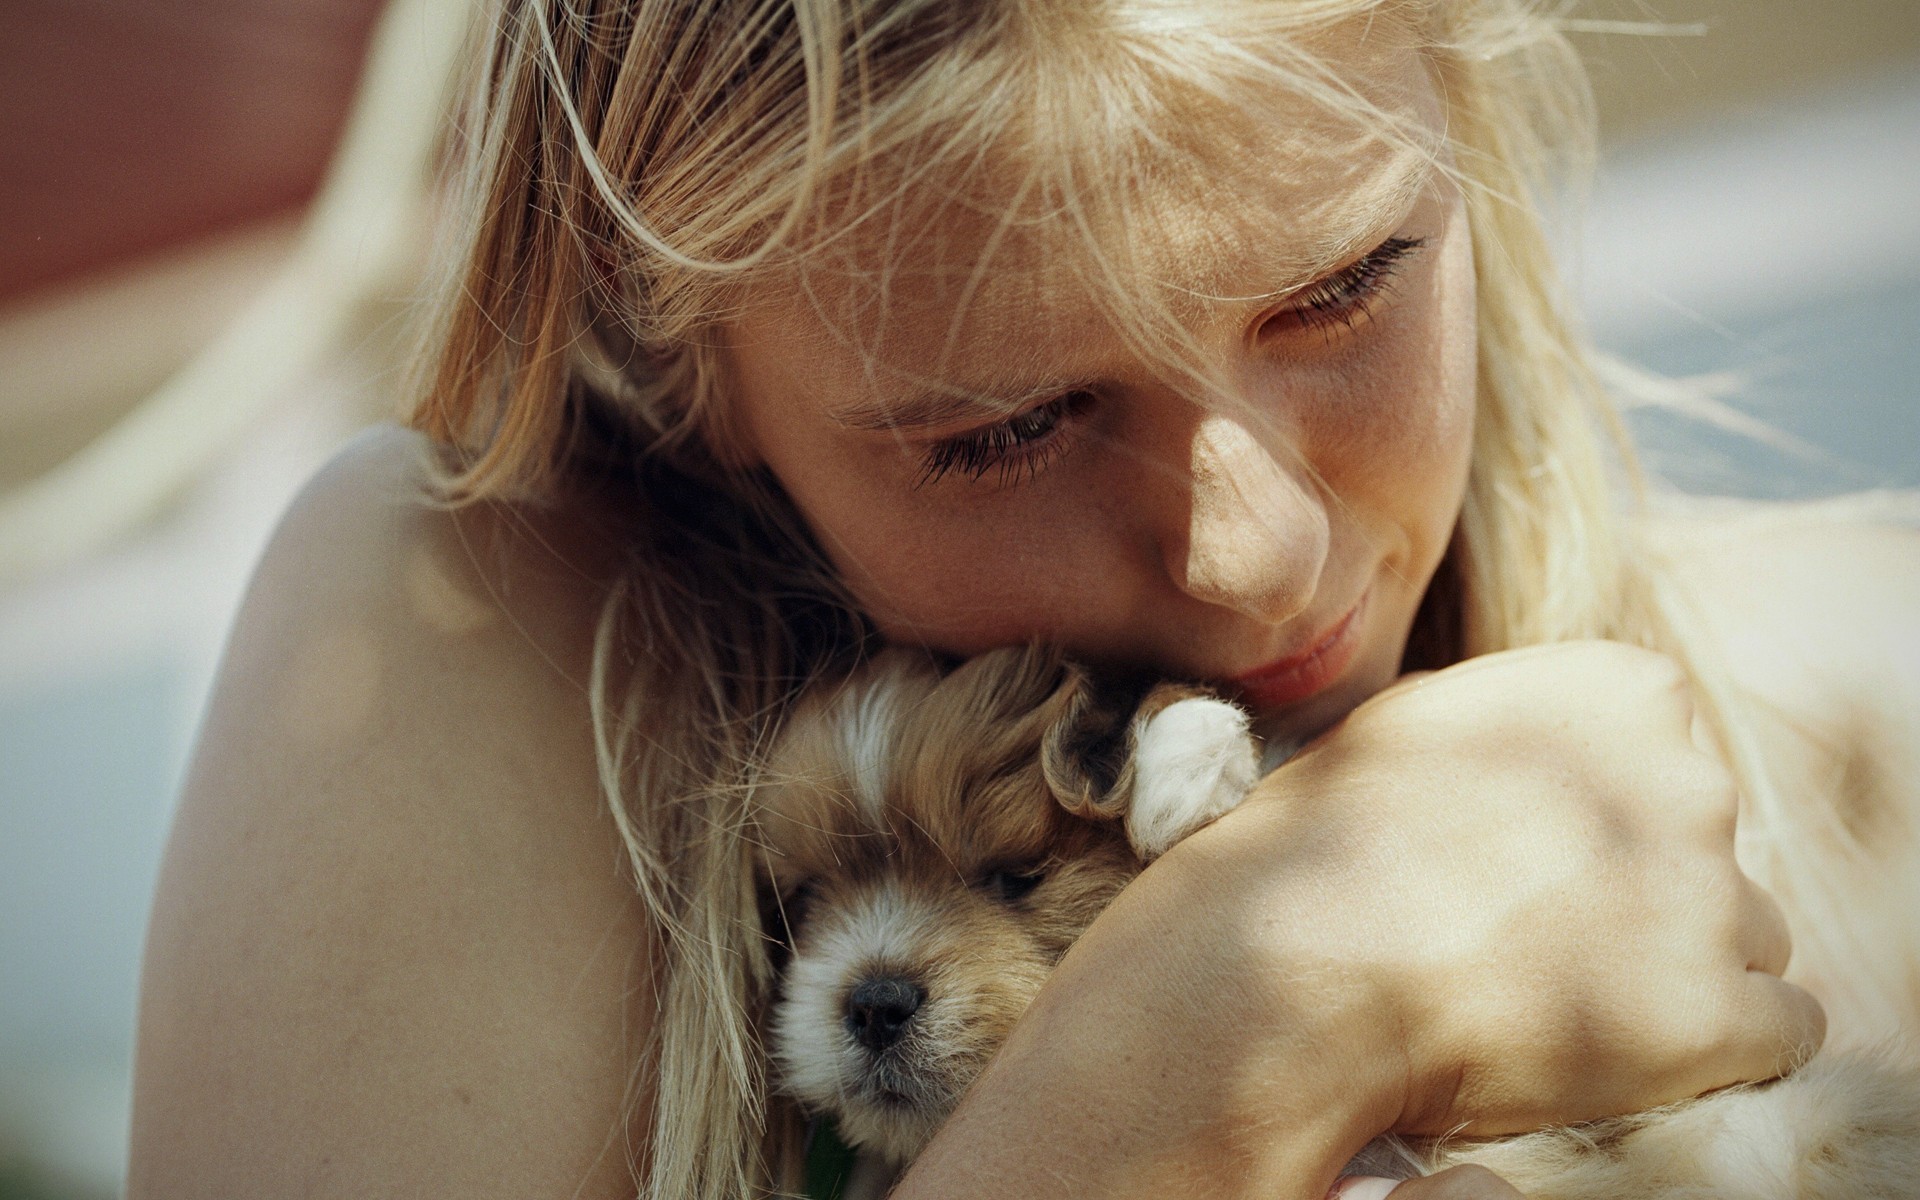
left=1712, top=794, right=1742, bottom=846
left=1641, top=647, right=1688, bottom=686
left=1700, top=983, right=1764, bottom=1064
left=1688, top=760, right=1741, bottom=829
left=1608, top=641, right=1680, bottom=681
left=1705, top=870, right=1753, bottom=947
left=1720, top=879, right=1758, bottom=963
left=1662, top=751, right=1738, bottom=836
left=1795, top=989, right=1829, bottom=1058
left=1659, top=671, right=1696, bottom=719
left=1636, top=652, right=1695, bottom=712
left=1597, top=645, right=1694, bottom=724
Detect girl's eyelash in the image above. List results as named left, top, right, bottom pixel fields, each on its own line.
left=910, top=238, right=1422, bottom=489
left=916, top=390, right=1090, bottom=488
left=1275, top=235, right=1427, bottom=336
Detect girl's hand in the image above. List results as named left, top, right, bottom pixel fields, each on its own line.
left=902, top=640, right=1822, bottom=1200
left=1168, top=640, right=1824, bottom=1138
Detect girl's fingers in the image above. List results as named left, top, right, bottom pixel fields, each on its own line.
left=1650, top=970, right=1823, bottom=1103
left=1736, top=973, right=1827, bottom=1081
left=1739, top=874, right=1794, bottom=977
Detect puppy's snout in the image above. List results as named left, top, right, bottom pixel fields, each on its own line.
left=845, top=975, right=925, bottom=1051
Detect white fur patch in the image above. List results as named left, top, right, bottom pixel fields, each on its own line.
left=833, top=673, right=908, bottom=827
left=770, top=883, right=934, bottom=1121
left=772, top=875, right=977, bottom=1163
left=1125, top=697, right=1259, bottom=860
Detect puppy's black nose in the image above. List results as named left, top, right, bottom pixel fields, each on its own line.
left=845, top=976, right=924, bottom=1051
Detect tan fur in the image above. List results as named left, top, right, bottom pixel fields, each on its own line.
left=757, top=647, right=1920, bottom=1195
left=755, top=647, right=1145, bottom=1162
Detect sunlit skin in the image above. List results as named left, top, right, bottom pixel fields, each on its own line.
left=127, top=13, right=1918, bottom=1200
left=726, top=41, right=1475, bottom=748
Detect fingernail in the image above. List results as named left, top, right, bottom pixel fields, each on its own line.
left=1327, top=1177, right=1401, bottom=1200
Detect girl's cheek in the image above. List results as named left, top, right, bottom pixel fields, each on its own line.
left=843, top=502, right=1123, bottom=652
left=1334, top=218, right=1477, bottom=498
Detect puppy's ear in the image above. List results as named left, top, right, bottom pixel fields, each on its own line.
left=1039, top=671, right=1151, bottom=823
left=1043, top=679, right=1261, bottom=861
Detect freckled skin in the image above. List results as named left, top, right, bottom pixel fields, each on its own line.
left=127, top=6, right=1916, bottom=1195
left=725, top=47, right=1477, bottom=749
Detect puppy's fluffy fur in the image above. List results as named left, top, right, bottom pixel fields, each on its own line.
left=753, top=646, right=1920, bottom=1197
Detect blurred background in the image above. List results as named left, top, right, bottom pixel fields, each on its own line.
left=0, top=1, right=1916, bottom=1194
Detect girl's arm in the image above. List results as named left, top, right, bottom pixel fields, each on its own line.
left=129, top=428, right=657, bottom=1198
left=899, top=639, right=1825, bottom=1200
left=131, top=430, right=1825, bottom=1198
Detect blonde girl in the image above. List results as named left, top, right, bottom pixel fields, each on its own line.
left=130, top=1, right=1917, bottom=1198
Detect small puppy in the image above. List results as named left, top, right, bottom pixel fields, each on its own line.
left=752, top=646, right=1920, bottom=1198
left=753, top=645, right=1258, bottom=1163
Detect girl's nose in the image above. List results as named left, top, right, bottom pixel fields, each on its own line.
left=1163, top=414, right=1328, bottom=624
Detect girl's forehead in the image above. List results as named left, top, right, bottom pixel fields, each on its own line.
left=738, top=140, right=1437, bottom=411
left=728, top=25, right=1443, bottom=405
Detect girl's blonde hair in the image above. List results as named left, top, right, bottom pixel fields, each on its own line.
left=409, top=1, right=1906, bottom=1195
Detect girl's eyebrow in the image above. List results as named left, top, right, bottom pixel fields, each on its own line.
left=1181, top=155, right=1436, bottom=306
left=825, top=159, right=1436, bottom=434
left=828, top=380, right=1090, bottom=432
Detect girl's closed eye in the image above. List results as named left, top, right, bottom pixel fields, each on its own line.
left=911, top=236, right=1426, bottom=491
left=1264, top=234, right=1427, bottom=339
left=916, top=388, right=1097, bottom=488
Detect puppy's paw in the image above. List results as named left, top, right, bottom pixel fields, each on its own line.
left=1125, top=697, right=1259, bottom=860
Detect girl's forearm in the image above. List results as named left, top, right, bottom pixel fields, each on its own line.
left=892, top=859, right=1403, bottom=1200
left=898, top=1032, right=1388, bottom=1200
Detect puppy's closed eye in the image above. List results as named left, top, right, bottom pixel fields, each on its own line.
left=977, top=864, right=1047, bottom=903
left=762, top=881, right=816, bottom=969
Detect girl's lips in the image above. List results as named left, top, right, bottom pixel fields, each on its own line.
left=1229, top=593, right=1368, bottom=709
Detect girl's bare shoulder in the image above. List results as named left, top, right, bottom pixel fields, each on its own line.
left=130, top=426, right=655, bottom=1197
